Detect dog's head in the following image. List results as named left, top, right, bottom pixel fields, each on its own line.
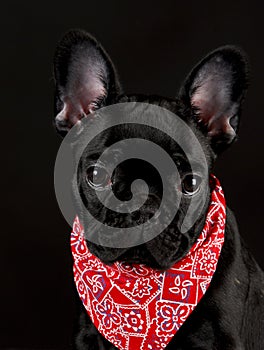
left=53, top=29, right=248, bottom=270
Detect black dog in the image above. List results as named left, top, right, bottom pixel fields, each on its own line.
left=53, top=29, right=264, bottom=349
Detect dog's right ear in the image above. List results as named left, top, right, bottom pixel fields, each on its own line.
left=53, top=29, right=121, bottom=136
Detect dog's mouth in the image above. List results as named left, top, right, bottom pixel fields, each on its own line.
left=90, top=244, right=159, bottom=268
left=86, top=234, right=184, bottom=271
left=81, top=189, right=192, bottom=270
left=85, top=212, right=188, bottom=271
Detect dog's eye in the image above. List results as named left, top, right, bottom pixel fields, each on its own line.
left=181, top=174, right=202, bottom=196
left=86, top=165, right=111, bottom=190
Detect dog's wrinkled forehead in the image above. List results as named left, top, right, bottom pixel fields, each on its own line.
left=79, top=100, right=210, bottom=175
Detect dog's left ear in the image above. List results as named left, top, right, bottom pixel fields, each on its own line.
left=179, top=46, right=249, bottom=153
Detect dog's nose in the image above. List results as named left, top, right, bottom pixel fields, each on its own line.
left=133, top=204, right=161, bottom=221
left=113, top=192, right=160, bottom=219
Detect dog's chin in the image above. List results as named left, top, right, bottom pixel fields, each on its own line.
left=86, top=227, right=185, bottom=271
left=118, top=247, right=177, bottom=271
left=88, top=243, right=172, bottom=271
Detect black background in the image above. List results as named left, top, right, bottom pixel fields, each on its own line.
left=1, top=1, right=263, bottom=349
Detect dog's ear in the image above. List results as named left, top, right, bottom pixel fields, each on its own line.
left=53, top=29, right=121, bottom=136
left=179, top=46, right=249, bottom=153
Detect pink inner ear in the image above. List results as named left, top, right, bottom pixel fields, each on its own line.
left=55, top=67, right=106, bottom=131
left=191, top=76, right=236, bottom=138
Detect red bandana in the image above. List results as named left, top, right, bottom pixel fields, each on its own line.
left=71, top=175, right=226, bottom=350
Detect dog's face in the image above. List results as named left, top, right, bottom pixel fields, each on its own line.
left=53, top=30, right=248, bottom=270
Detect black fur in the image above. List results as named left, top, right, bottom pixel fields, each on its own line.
left=53, top=29, right=264, bottom=349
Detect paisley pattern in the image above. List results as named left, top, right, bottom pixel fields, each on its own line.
left=71, top=175, right=226, bottom=350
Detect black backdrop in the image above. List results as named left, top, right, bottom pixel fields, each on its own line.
left=1, top=1, right=263, bottom=349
